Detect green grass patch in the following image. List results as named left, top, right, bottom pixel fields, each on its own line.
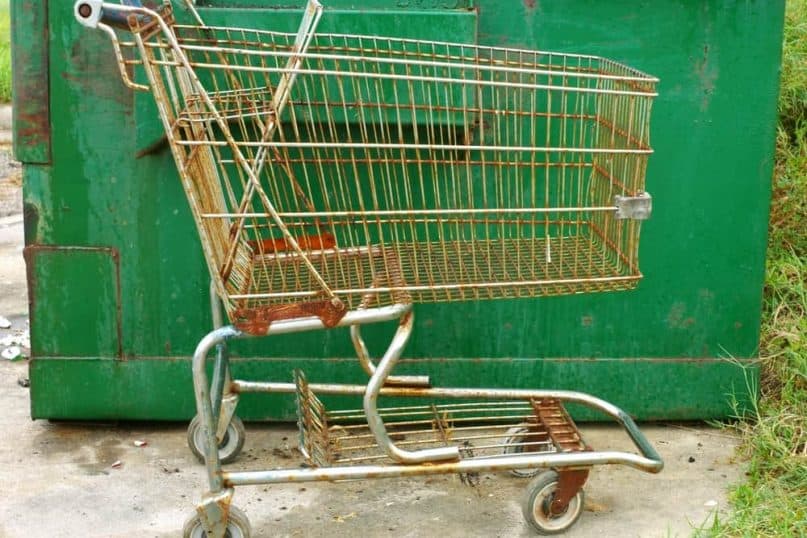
left=699, top=1, right=807, bottom=536
left=0, top=0, right=9, bottom=103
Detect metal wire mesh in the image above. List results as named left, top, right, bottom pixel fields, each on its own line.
left=294, top=371, right=563, bottom=468
left=128, top=6, right=657, bottom=324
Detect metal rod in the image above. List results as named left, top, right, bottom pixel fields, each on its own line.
left=192, top=326, right=242, bottom=492
left=350, top=322, right=430, bottom=387
left=175, top=43, right=658, bottom=85
left=227, top=275, right=640, bottom=301
left=232, top=377, right=663, bottom=467
left=175, top=139, right=654, bottom=154
left=168, top=23, right=658, bottom=82
left=199, top=206, right=619, bottom=219
left=360, top=312, right=460, bottom=463
left=223, top=449, right=661, bottom=487
left=240, top=303, right=412, bottom=335
left=155, top=60, right=657, bottom=97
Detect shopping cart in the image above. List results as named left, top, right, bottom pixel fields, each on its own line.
left=74, top=0, right=663, bottom=535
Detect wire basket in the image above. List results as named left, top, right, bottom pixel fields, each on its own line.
left=125, top=3, right=657, bottom=332
left=293, top=370, right=592, bottom=469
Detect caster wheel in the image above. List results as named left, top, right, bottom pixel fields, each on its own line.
left=521, top=470, right=585, bottom=535
left=187, top=415, right=245, bottom=464
left=503, top=425, right=555, bottom=478
left=183, top=505, right=251, bottom=538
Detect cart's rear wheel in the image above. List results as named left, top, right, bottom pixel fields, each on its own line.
left=503, top=425, right=555, bottom=478
left=182, top=505, right=251, bottom=538
left=521, top=470, right=585, bottom=535
left=187, top=415, right=245, bottom=464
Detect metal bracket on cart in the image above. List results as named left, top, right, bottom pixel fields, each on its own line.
left=615, top=192, right=653, bottom=220
left=195, top=488, right=234, bottom=537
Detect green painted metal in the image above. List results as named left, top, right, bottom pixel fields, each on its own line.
left=29, top=356, right=754, bottom=421
left=17, top=0, right=784, bottom=420
left=24, top=246, right=122, bottom=357
left=135, top=8, right=478, bottom=150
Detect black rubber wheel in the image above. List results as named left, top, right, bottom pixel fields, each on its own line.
left=503, top=425, right=556, bottom=478
left=182, top=505, right=251, bottom=538
left=187, top=414, right=245, bottom=464
left=521, top=470, right=585, bottom=535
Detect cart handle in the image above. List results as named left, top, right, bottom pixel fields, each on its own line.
left=74, top=0, right=204, bottom=91
left=75, top=0, right=146, bottom=30
left=75, top=1, right=152, bottom=91
left=75, top=0, right=201, bottom=29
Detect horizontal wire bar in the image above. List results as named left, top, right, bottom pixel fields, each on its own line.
left=174, top=43, right=658, bottom=86
left=171, top=25, right=659, bottom=82
left=228, top=274, right=640, bottom=300
left=332, top=409, right=533, bottom=421
left=200, top=206, right=615, bottom=219
left=329, top=404, right=533, bottom=417
left=327, top=400, right=534, bottom=415
left=175, top=139, right=653, bottom=154
left=151, top=59, right=657, bottom=97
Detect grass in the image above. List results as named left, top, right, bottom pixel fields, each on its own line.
left=0, top=0, right=9, bottom=103
left=699, top=1, right=807, bottom=536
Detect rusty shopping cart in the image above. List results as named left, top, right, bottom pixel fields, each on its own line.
left=74, top=1, right=663, bottom=535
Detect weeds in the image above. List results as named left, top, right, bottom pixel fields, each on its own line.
left=0, top=1, right=9, bottom=103
left=704, top=1, right=807, bottom=536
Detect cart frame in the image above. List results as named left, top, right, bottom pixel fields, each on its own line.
left=73, top=1, right=664, bottom=536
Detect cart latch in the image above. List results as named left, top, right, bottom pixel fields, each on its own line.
left=614, top=192, right=652, bottom=220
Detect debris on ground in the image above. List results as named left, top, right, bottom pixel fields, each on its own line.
left=0, top=330, right=29, bottom=348
left=17, top=377, right=29, bottom=388
left=1, top=345, right=21, bottom=361
left=272, top=447, right=294, bottom=459
left=133, top=440, right=148, bottom=447
left=0, top=327, right=30, bottom=361
left=111, top=460, right=123, bottom=469
left=333, top=512, right=357, bottom=523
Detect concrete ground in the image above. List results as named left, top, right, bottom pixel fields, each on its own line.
left=0, top=109, right=744, bottom=537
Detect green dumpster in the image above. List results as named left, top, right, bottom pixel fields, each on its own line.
left=13, top=0, right=783, bottom=420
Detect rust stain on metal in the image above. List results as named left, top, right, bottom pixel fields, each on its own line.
left=12, top=0, right=52, bottom=163
left=551, top=469, right=590, bottom=515
left=523, top=418, right=552, bottom=453
left=128, top=3, right=175, bottom=40
left=233, top=299, right=347, bottom=334
left=247, top=232, right=336, bottom=254
left=531, top=398, right=589, bottom=452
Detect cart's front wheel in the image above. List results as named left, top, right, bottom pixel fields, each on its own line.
left=521, top=471, right=585, bottom=535
left=182, top=505, right=251, bottom=538
left=187, top=415, right=245, bottom=464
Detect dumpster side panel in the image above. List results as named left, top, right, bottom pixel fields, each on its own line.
left=25, top=246, right=121, bottom=357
